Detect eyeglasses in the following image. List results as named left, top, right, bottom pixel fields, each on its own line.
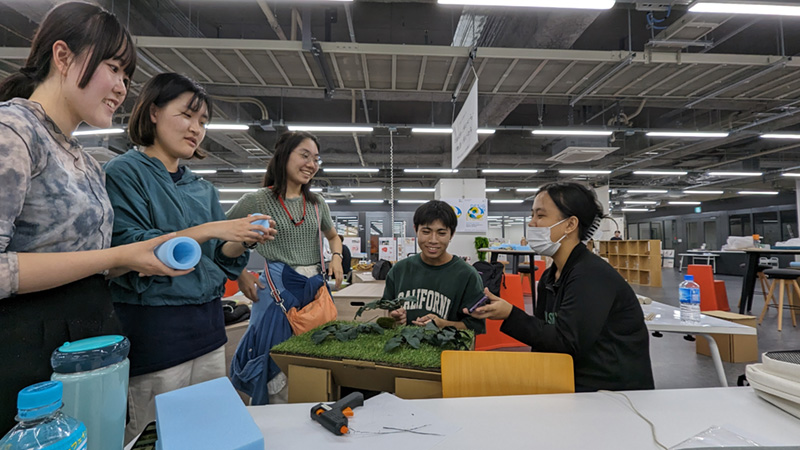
left=294, top=150, right=322, bottom=166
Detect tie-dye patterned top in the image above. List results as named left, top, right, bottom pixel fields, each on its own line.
left=0, top=98, right=114, bottom=299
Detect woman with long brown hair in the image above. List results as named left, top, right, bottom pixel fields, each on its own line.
left=0, top=2, right=186, bottom=432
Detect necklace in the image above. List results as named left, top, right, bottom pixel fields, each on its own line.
left=278, top=193, right=306, bottom=226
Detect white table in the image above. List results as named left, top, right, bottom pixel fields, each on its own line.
left=678, top=252, right=718, bottom=273
left=247, top=387, right=800, bottom=449
left=642, top=301, right=756, bottom=387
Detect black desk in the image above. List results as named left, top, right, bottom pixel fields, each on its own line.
left=477, top=248, right=537, bottom=274
left=739, top=248, right=800, bottom=314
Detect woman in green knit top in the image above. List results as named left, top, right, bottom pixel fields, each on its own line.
left=226, top=131, right=344, bottom=298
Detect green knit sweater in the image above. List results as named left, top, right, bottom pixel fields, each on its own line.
left=226, top=188, right=333, bottom=267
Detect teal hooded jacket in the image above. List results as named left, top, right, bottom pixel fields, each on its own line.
left=104, top=150, right=248, bottom=306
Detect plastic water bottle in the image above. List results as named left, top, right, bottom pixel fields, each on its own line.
left=0, top=381, right=88, bottom=450
left=679, top=275, right=701, bottom=324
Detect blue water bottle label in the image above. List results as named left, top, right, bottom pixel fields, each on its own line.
left=47, top=423, right=87, bottom=450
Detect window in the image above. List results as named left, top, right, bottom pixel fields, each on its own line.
left=334, top=216, right=359, bottom=236
left=627, top=223, right=639, bottom=240
left=638, top=223, right=651, bottom=240
left=650, top=222, right=663, bottom=242
left=703, top=220, right=717, bottom=250
left=729, top=214, right=752, bottom=237
left=754, top=212, right=780, bottom=245
left=664, top=219, right=676, bottom=250
left=686, top=222, right=700, bottom=250
left=780, top=210, right=798, bottom=242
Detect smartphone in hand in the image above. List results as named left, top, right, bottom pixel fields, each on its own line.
left=468, top=295, right=489, bottom=313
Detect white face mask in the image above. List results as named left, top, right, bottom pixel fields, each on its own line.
left=528, top=218, right=568, bottom=257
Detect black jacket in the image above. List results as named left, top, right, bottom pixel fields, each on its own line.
left=500, top=244, right=654, bottom=392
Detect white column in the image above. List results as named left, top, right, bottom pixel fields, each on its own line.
left=593, top=185, right=621, bottom=240
left=435, top=178, right=486, bottom=263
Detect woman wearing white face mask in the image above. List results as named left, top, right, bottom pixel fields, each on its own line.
left=466, top=182, right=654, bottom=392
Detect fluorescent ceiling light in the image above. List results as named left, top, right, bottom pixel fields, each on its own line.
left=397, top=200, right=428, bottom=204
left=241, top=169, right=267, bottom=174
left=690, top=2, right=800, bottom=17
left=288, top=125, right=374, bottom=133
left=73, top=127, right=125, bottom=136
left=400, top=188, right=436, bottom=192
left=351, top=199, right=385, bottom=203
left=404, top=169, right=459, bottom=173
left=624, top=201, right=658, bottom=205
left=708, top=171, right=762, bottom=177
left=669, top=201, right=702, bottom=205
left=323, top=168, right=380, bottom=173
left=482, top=169, right=540, bottom=174
left=621, top=208, right=650, bottom=212
left=438, top=0, right=615, bottom=10
left=206, top=124, right=249, bottom=131
left=490, top=199, right=525, bottom=204
left=341, top=188, right=383, bottom=192
left=559, top=169, right=612, bottom=175
left=647, top=131, right=729, bottom=138
left=762, top=134, right=800, bottom=139
left=738, top=191, right=779, bottom=195
left=516, top=188, right=540, bottom=192
left=626, top=189, right=668, bottom=194
left=683, top=190, right=724, bottom=195
left=532, top=129, right=612, bottom=137
left=324, top=199, right=337, bottom=204
left=310, top=188, right=323, bottom=192
left=633, top=170, right=688, bottom=176
left=782, top=173, right=800, bottom=177
left=219, top=200, right=238, bottom=204
left=478, top=129, right=496, bottom=135
left=218, top=188, right=258, bottom=193
left=192, top=170, right=217, bottom=174
left=485, top=188, right=501, bottom=193
left=411, top=128, right=452, bottom=134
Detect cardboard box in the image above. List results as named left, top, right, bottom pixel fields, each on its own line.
left=272, top=353, right=441, bottom=403
left=696, top=310, right=758, bottom=363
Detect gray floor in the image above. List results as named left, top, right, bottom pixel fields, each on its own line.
left=637, top=268, right=800, bottom=389
left=512, top=268, right=800, bottom=389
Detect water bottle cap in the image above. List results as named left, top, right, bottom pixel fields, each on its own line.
left=684, top=275, right=694, bottom=281
left=17, top=381, right=62, bottom=419
left=51, top=335, right=130, bottom=374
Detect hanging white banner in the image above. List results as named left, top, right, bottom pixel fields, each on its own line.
left=451, top=79, right=479, bottom=169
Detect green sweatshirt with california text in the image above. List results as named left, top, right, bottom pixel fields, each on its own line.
left=382, top=254, right=485, bottom=333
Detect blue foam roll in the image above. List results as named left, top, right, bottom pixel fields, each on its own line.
left=155, top=377, right=264, bottom=450
left=154, top=237, right=201, bottom=270
left=250, top=213, right=270, bottom=235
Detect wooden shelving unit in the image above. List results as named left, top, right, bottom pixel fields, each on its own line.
left=598, top=240, right=662, bottom=287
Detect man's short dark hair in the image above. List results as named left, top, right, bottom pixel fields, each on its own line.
left=413, top=200, right=458, bottom=235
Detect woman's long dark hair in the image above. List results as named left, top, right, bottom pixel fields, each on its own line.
left=0, top=2, right=136, bottom=102
left=537, top=182, right=604, bottom=241
left=263, top=131, right=321, bottom=204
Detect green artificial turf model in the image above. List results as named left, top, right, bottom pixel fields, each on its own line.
left=271, top=321, right=474, bottom=370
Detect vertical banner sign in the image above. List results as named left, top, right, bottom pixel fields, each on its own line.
left=342, top=237, right=361, bottom=255
left=451, top=79, right=480, bottom=169
left=443, top=198, right=488, bottom=233
left=378, top=237, right=397, bottom=261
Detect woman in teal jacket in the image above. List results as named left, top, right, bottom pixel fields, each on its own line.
left=104, top=73, right=276, bottom=443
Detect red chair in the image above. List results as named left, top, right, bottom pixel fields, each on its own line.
left=533, top=260, right=546, bottom=281
left=475, top=274, right=527, bottom=351
left=687, top=265, right=726, bottom=311
left=713, top=280, right=731, bottom=312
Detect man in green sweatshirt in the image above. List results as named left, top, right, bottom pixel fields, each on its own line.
left=382, top=200, right=485, bottom=333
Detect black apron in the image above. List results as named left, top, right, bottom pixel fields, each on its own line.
left=0, top=275, right=121, bottom=434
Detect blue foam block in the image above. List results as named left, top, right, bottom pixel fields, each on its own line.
left=155, top=377, right=264, bottom=450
